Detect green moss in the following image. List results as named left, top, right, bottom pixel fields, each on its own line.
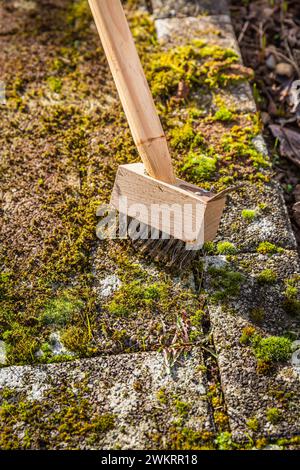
left=165, top=427, right=215, bottom=450
left=169, top=123, right=196, bottom=150
left=208, top=266, right=244, bottom=302
left=190, top=310, right=205, bottom=328
left=0, top=272, right=12, bottom=299
left=249, top=307, right=265, bottom=324
left=106, top=281, right=168, bottom=317
left=202, top=241, right=216, bottom=255
left=147, top=40, right=250, bottom=101
left=266, top=408, right=282, bottom=424
left=156, top=388, right=168, bottom=405
left=241, top=209, right=257, bottom=221
left=213, top=106, right=233, bottom=122
left=240, top=328, right=292, bottom=368
left=182, top=151, right=217, bottom=181
left=174, top=400, right=191, bottom=417
left=47, top=77, right=62, bottom=93
left=216, top=241, right=237, bottom=255
left=239, top=326, right=256, bottom=345
left=2, top=324, right=38, bottom=365
left=60, top=325, right=91, bottom=354
left=0, top=378, right=116, bottom=449
left=253, top=336, right=292, bottom=363
left=40, top=291, right=84, bottom=326
left=256, top=269, right=277, bottom=284
left=256, top=242, right=283, bottom=255
left=215, top=432, right=235, bottom=450
left=214, top=411, right=229, bottom=429
left=66, top=0, right=92, bottom=33
left=283, top=278, right=300, bottom=316
left=246, top=417, right=260, bottom=432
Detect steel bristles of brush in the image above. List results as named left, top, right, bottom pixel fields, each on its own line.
left=124, top=217, right=200, bottom=267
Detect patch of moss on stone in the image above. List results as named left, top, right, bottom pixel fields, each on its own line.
left=146, top=40, right=250, bottom=101
left=213, top=106, right=234, bottom=122
left=253, top=336, right=292, bottom=363
left=256, top=269, right=277, bottom=284
left=174, top=400, right=191, bottom=417
left=216, top=241, right=237, bottom=255
left=241, top=209, right=257, bottom=222
left=256, top=242, right=284, bottom=255
left=182, top=151, right=217, bottom=181
left=249, top=307, right=265, bottom=324
left=169, top=122, right=197, bottom=150
left=60, top=325, right=91, bottom=354
left=266, top=407, right=282, bottom=424
left=246, top=417, right=260, bottom=432
left=106, top=281, right=169, bottom=317
left=0, top=379, right=116, bottom=449
left=164, top=426, right=215, bottom=450
left=47, top=76, right=62, bottom=93
left=283, top=277, right=300, bottom=316
left=215, top=431, right=235, bottom=450
left=240, top=327, right=292, bottom=372
left=239, top=325, right=256, bottom=345
left=40, top=291, right=84, bottom=327
left=208, top=266, right=244, bottom=302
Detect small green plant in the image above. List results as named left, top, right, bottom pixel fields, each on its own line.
left=256, top=269, right=277, bottom=284
left=240, top=328, right=292, bottom=369
left=182, top=151, right=217, bottom=181
left=249, top=307, right=265, bottom=324
left=241, top=209, right=256, bottom=222
left=47, top=77, right=62, bottom=93
left=169, top=123, right=196, bottom=150
left=283, top=278, right=300, bottom=316
left=253, top=336, right=292, bottom=363
left=174, top=400, right=191, bottom=417
left=239, top=326, right=256, bottom=345
left=40, top=292, right=84, bottom=326
left=215, top=432, right=235, bottom=450
left=208, top=266, right=244, bottom=301
left=106, top=281, right=168, bottom=317
left=246, top=417, right=259, bottom=432
left=216, top=241, right=237, bottom=255
left=213, top=106, right=233, bottom=122
left=266, top=408, right=282, bottom=424
left=202, top=241, right=216, bottom=255
left=256, top=242, right=283, bottom=255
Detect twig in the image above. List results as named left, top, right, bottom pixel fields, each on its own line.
left=238, top=20, right=249, bottom=44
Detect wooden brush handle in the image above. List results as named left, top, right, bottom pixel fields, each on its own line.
left=88, top=0, right=176, bottom=184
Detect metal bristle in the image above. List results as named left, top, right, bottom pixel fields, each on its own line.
left=125, top=218, right=200, bottom=268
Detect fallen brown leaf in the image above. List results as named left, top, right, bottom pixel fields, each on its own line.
left=269, top=124, right=300, bottom=167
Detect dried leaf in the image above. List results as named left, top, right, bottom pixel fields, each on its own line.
left=269, top=124, right=300, bottom=167
left=293, top=201, right=300, bottom=227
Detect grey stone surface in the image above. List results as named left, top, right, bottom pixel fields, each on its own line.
left=204, top=253, right=300, bottom=440
left=215, top=182, right=297, bottom=252
left=0, top=350, right=212, bottom=449
left=152, top=0, right=229, bottom=18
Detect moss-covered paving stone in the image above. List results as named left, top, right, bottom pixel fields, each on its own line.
left=0, top=0, right=277, bottom=365
left=152, top=0, right=230, bottom=18
left=0, top=349, right=213, bottom=450
left=214, top=182, right=297, bottom=252
left=203, top=252, right=300, bottom=441
left=155, top=15, right=256, bottom=115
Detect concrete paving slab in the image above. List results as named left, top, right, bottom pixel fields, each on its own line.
left=204, top=253, right=300, bottom=440
left=215, top=182, right=297, bottom=252
left=152, top=0, right=229, bottom=18
left=0, top=349, right=213, bottom=449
